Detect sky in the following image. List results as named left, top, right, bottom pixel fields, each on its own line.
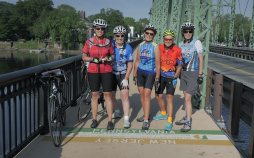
left=2, top=0, right=253, bottom=20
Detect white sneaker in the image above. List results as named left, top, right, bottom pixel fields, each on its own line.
left=124, top=120, right=131, bottom=128
left=112, top=112, right=122, bottom=119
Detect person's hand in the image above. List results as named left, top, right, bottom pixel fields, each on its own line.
left=133, top=76, right=137, bottom=85
left=173, top=79, right=177, bottom=88
left=91, top=57, right=100, bottom=64
left=121, top=79, right=129, bottom=89
left=105, top=56, right=113, bottom=62
left=154, top=80, right=160, bottom=91
left=197, top=76, right=203, bottom=85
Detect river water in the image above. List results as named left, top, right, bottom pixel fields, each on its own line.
left=0, top=50, right=79, bottom=75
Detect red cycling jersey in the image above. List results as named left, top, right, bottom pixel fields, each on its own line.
left=83, top=37, right=114, bottom=73
left=159, top=44, right=182, bottom=73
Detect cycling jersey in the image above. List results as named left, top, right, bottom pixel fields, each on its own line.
left=179, top=39, right=204, bottom=71
left=138, top=41, right=157, bottom=75
left=111, top=41, right=133, bottom=75
left=83, top=37, right=114, bottom=73
left=159, top=44, right=183, bottom=77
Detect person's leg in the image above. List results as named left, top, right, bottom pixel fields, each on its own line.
left=91, top=92, right=99, bottom=120
left=103, top=91, right=113, bottom=122
left=154, top=77, right=167, bottom=120
left=184, top=91, right=192, bottom=122
left=166, top=94, right=174, bottom=118
left=112, top=91, right=118, bottom=111
left=155, top=94, right=166, bottom=112
left=143, top=88, right=152, bottom=121
left=121, top=89, right=130, bottom=117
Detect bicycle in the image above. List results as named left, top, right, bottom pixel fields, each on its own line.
left=77, top=61, right=105, bottom=122
left=36, top=69, right=68, bottom=147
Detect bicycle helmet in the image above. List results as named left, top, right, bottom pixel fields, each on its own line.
left=181, top=22, right=195, bottom=30
left=144, top=25, right=157, bottom=34
left=113, top=25, right=126, bottom=34
left=163, top=29, right=175, bottom=37
left=93, top=19, right=107, bottom=28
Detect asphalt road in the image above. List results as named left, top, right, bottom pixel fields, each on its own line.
left=208, top=52, right=254, bottom=89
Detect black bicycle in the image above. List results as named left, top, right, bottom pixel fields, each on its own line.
left=36, top=69, right=68, bottom=147
left=77, top=62, right=105, bottom=122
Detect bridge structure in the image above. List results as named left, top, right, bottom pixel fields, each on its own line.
left=1, top=0, right=254, bottom=158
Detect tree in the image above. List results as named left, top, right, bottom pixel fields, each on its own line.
left=124, top=17, right=136, bottom=26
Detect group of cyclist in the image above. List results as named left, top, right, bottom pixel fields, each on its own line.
left=82, top=18, right=203, bottom=132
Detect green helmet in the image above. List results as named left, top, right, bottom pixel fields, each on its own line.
left=163, top=29, right=175, bottom=37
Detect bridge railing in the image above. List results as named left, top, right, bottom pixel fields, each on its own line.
left=0, top=39, right=142, bottom=158
left=205, top=68, right=254, bottom=158
left=209, top=45, right=254, bottom=61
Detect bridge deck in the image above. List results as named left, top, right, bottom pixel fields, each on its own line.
left=15, top=49, right=242, bottom=158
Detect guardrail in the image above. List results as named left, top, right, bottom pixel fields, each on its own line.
left=205, top=68, right=254, bottom=158
left=0, top=39, right=142, bottom=158
left=209, top=45, right=254, bottom=61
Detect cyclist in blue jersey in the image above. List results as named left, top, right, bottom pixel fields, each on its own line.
left=175, top=22, right=204, bottom=132
left=111, top=25, right=133, bottom=128
left=133, top=25, right=160, bottom=130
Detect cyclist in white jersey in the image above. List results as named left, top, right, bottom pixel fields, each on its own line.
left=176, top=22, right=204, bottom=132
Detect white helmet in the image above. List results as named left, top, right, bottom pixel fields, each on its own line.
left=113, top=25, right=126, bottom=34
left=181, top=22, right=195, bottom=30
left=144, top=25, right=157, bottom=34
left=93, top=19, right=107, bottom=28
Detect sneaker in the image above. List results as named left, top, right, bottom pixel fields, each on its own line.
left=112, top=111, right=122, bottom=119
left=123, top=120, right=131, bottom=128
left=180, top=122, right=191, bottom=132
left=142, top=122, right=150, bottom=130
left=90, top=120, right=98, bottom=128
left=175, top=116, right=187, bottom=125
left=137, top=115, right=150, bottom=122
left=164, top=122, right=173, bottom=131
left=153, top=114, right=168, bottom=120
left=107, top=122, right=114, bottom=130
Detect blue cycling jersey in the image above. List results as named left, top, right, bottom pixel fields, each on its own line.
left=138, top=41, right=157, bottom=75
left=111, top=41, right=133, bottom=75
left=179, top=39, right=204, bottom=71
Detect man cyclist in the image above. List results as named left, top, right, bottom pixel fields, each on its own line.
left=111, top=25, right=133, bottom=128
left=153, top=29, right=183, bottom=131
left=133, top=25, right=160, bottom=130
left=176, top=22, right=204, bottom=132
left=82, top=19, right=115, bottom=130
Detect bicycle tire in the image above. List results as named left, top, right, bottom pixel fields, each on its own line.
left=62, top=109, right=67, bottom=126
left=78, top=89, right=91, bottom=122
left=48, top=96, right=62, bottom=147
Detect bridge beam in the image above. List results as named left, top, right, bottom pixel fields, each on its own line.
left=228, top=0, right=236, bottom=47
left=249, top=0, right=254, bottom=49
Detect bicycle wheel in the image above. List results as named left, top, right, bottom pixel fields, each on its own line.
left=48, top=96, right=62, bottom=147
left=61, top=109, right=66, bottom=126
left=78, top=89, right=91, bottom=122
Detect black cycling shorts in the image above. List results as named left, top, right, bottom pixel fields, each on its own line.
left=137, top=71, right=155, bottom=90
left=155, top=76, right=175, bottom=95
left=112, top=73, right=129, bottom=91
left=87, top=72, right=113, bottom=92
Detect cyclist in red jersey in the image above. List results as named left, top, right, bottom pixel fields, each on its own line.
left=153, top=29, right=183, bottom=131
left=82, top=19, right=115, bottom=130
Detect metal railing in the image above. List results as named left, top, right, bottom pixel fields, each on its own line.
left=0, top=55, right=84, bottom=158
left=209, top=45, right=254, bottom=61
left=205, top=68, right=254, bottom=158
left=0, top=39, right=142, bottom=158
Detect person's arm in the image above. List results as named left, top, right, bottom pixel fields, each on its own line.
left=82, top=40, right=93, bottom=62
left=174, top=49, right=183, bottom=78
left=198, top=53, right=203, bottom=76
left=154, top=45, right=160, bottom=80
left=133, top=44, right=141, bottom=85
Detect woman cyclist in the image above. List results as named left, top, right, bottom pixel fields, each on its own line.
left=133, top=25, right=160, bottom=130
left=175, top=22, right=204, bottom=132
left=82, top=19, right=115, bottom=130
left=111, top=25, right=133, bottom=128
left=153, top=29, right=183, bottom=131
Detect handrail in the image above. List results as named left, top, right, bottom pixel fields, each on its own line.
left=209, top=45, right=254, bottom=61
left=205, top=68, right=254, bottom=157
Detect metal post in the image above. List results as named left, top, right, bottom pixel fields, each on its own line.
left=212, top=74, right=224, bottom=122
left=228, top=82, right=243, bottom=139
left=40, top=85, right=49, bottom=134
left=248, top=103, right=254, bottom=158
left=205, top=69, right=213, bottom=111
left=249, top=0, right=254, bottom=49
left=215, top=0, right=221, bottom=45
left=228, top=0, right=236, bottom=47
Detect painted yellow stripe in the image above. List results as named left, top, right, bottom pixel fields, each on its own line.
left=209, top=59, right=254, bottom=75
left=42, top=136, right=233, bottom=146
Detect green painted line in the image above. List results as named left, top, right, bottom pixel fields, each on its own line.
left=62, top=127, right=224, bottom=135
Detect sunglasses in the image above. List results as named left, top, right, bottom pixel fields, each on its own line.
left=183, top=30, right=193, bottom=34
left=145, top=32, right=154, bottom=36
left=96, top=28, right=105, bottom=31
left=164, top=38, right=173, bottom=42
left=116, top=35, right=125, bottom=38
